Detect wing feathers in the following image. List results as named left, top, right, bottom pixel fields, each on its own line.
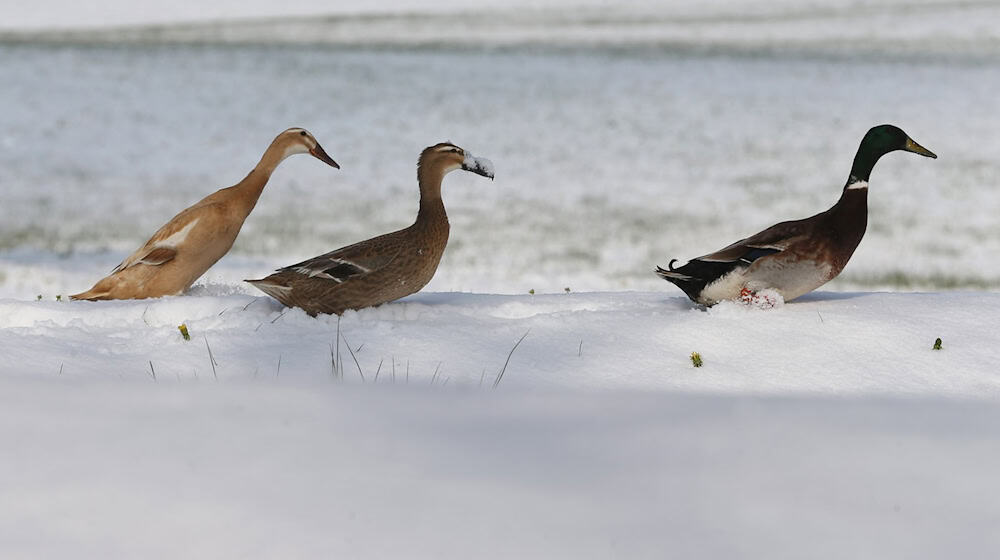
left=138, top=247, right=178, bottom=266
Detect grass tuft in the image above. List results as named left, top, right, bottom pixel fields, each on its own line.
left=178, top=324, right=191, bottom=341
left=933, top=338, right=943, bottom=351
left=690, top=352, right=703, bottom=368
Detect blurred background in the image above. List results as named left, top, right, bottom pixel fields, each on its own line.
left=1, top=0, right=999, bottom=298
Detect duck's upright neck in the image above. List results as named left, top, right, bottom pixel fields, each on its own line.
left=848, top=139, right=888, bottom=184
left=827, top=173, right=869, bottom=254
left=415, top=161, right=450, bottom=229
left=830, top=140, right=880, bottom=223
left=233, top=138, right=292, bottom=216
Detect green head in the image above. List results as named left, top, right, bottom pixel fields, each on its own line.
left=849, top=124, right=936, bottom=184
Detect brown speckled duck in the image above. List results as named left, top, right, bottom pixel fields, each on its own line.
left=246, top=142, right=494, bottom=316
left=656, top=124, right=937, bottom=305
left=70, top=128, right=339, bottom=301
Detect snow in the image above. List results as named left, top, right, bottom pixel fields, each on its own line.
left=5, top=289, right=999, bottom=396
left=4, top=2, right=1000, bottom=557
left=3, top=290, right=1000, bottom=557
left=464, top=153, right=495, bottom=178
left=4, top=380, right=1000, bottom=559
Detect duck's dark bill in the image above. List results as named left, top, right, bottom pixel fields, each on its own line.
left=311, top=145, right=341, bottom=168
left=905, top=137, right=937, bottom=159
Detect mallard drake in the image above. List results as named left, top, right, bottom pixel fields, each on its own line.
left=246, top=142, right=494, bottom=316
left=656, top=124, right=937, bottom=305
left=70, top=128, right=339, bottom=301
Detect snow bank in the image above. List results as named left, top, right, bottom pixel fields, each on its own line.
left=3, top=279, right=1000, bottom=559
left=4, top=290, right=999, bottom=397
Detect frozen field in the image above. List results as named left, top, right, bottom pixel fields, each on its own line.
left=4, top=290, right=1000, bottom=558
left=3, top=2, right=1000, bottom=558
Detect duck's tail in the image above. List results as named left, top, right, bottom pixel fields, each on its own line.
left=658, top=258, right=733, bottom=304
left=69, top=277, right=115, bottom=301
left=655, top=259, right=694, bottom=281
left=68, top=288, right=112, bottom=301
left=245, top=276, right=294, bottom=305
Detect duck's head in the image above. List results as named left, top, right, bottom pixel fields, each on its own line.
left=850, top=124, right=936, bottom=183
left=419, top=142, right=495, bottom=180
left=862, top=124, right=937, bottom=160
left=277, top=127, right=340, bottom=168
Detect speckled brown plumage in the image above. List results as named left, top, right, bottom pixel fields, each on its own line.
left=247, top=142, right=494, bottom=316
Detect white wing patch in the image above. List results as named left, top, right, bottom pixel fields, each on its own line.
left=292, top=258, right=371, bottom=282
left=336, top=259, right=371, bottom=273
left=157, top=218, right=200, bottom=249
left=112, top=218, right=200, bottom=273
left=293, top=266, right=342, bottom=282
left=247, top=280, right=294, bottom=301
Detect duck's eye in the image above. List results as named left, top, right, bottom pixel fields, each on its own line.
left=300, top=131, right=307, bottom=137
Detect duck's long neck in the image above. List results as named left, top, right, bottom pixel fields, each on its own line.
left=826, top=163, right=872, bottom=251
left=233, top=140, right=290, bottom=216
left=848, top=141, right=886, bottom=184
left=415, top=163, right=450, bottom=232
left=831, top=141, right=884, bottom=223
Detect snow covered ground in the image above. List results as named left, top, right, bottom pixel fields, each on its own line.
left=3, top=1, right=1000, bottom=557
left=6, top=290, right=1000, bottom=397
left=5, top=377, right=1000, bottom=559
left=3, top=290, right=1000, bottom=558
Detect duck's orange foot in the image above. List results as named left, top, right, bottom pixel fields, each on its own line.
left=739, top=288, right=779, bottom=309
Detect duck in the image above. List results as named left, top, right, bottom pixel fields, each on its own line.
left=656, top=124, right=937, bottom=306
left=246, top=141, right=494, bottom=316
left=70, top=128, right=339, bottom=301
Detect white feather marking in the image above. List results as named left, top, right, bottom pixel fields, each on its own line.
left=292, top=266, right=343, bottom=282
left=846, top=180, right=869, bottom=190
left=701, top=259, right=835, bottom=305
left=254, top=281, right=293, bottom=295
left=156, top=218, right=200, bottom=249
left=700, top=269, right=750, bottom=305
left=657, top=268, right=692, bottom=281
left=333, top=258, right=371, bottom=273
left=290, top=258, right=371, bottom=282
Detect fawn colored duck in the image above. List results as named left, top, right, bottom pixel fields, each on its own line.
left=71, top=128, right=338, bottom=301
